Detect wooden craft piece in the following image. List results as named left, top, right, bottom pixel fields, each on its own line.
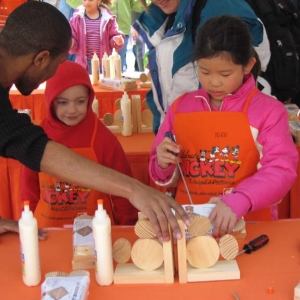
left=115, top=98, right=121, bottom=109
left=114, top=109, right=122, bottom=127
left=134, top=218, right=156, bottom=239
left=103, top=113, right=114, bottom=126
left=139, top=73, right=148, bottom=83
left=233, top=217, right=245, bottom=232
left=187, top=215, right=211, bottom=237
left=141, top=109, right=153, bottom=128
left=113, top=238, right=132, bottom=264
left=186, top=235, right=220, bottom=269
left=131, top=238, right=164, bottom=271
left=219, top=234, right=239, bottom=260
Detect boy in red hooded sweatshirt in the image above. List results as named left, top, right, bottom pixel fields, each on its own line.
left=21, top=61, right=138, bottom=227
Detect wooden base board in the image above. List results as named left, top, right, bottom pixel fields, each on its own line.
left=114, top=263, right=166, bottom=284
left=187, top=260, right=240, bottom=282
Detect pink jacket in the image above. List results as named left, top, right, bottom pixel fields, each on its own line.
left=149, top=74, right=298, bottom=219
left=69, top=4, right=124, bottom=70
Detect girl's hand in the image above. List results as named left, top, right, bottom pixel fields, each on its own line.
left=113, top=35, right=124, bottom=46
left=156, top=136, right=180, bottom=169
left=208, top=197, right=237, bottom=237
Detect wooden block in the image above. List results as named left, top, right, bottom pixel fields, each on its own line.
left=187, top=260, right=240, bottom=282
left=219, top=234, right=239, bottom=260
left=176, top=216, right=188, bottom=283
left=113, top=238, right=132, bottom=264
left=114, top=263, right=165, bottom=284
left=186, top=236, right=220, bottom=269
left=134, top=218, right=156, bottom=239
left=135, top=96, right=142, bottom=133
left=72, top=259, right=94, bottom=270
left=131, top=95, right=141, bottom=134
left=162, top=225, right=174, bottom=283
left=187, top=215, right=211, bottom=237
left=142, top=98, right=149, bottom=109
left=140, top=82, right=152, bottom=88
left=131, top=238, right=164, bottom=271
left=103, top=113, right=114, bottom=126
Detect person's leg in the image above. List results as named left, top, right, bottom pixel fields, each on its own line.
left=118, top=35, right=129, bottom=72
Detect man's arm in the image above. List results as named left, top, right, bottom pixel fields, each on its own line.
left=40, top=141, right=190, bottom=241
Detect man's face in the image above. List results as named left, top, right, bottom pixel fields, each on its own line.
left=151, top=0, right=181, bottom=14
left=15, top=50, right=69, bottom=96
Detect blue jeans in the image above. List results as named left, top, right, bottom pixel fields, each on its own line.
left=118, top=35, right=129, bottom=72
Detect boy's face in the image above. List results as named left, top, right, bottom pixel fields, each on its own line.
left=151, top=0, right=180, bottom=14
left=52, top=85, right=89, bottom=126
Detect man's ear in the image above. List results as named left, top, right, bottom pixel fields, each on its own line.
left=244, top=57, right=256, bottom=75
left=34, top=51, right=51, bottom=68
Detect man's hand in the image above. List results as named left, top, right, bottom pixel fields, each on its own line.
left=128, top=180, right=190, bottom=242
left=0, top=217, right=47, bottom=240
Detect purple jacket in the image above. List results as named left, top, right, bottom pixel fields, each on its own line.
left=69, top=4, right=124, bottom=70
left=149, top=74, right=298, bottom=220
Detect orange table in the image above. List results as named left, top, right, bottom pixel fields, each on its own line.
left=9, top=83, right=149, bottom=119
left=0, top=219, right=299, bottom=299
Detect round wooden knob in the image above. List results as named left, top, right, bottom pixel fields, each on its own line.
left=134, top=218, right=156, bottom=239
left=142, top=98, right=149, bottom=109
left=141, top=109, right=153, bottom=127
left=131, top=238, right=164, bottom=271
left=187, top=215, right=211, bottom=237
left=219, top=234, right=239, bottom=260
left=186, top=236, right=220, bottom=269
left=103, top=113, right=114, bottom=126
left=139, top=73, right=148, bottom=83
left=114, top=109, right=122, bottom=127
left=113, top=238, right=132, bottom=264
left=233, top=217, right=245, bottom=232
left=115, top=98, right=121, bottom=109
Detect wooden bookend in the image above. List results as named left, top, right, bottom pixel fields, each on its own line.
left=176, top=214, right=240, bottom=283
left=113, top=212, right=174, bottom=284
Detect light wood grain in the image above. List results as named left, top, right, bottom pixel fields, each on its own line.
left=141, top=109, right=153, bottom=128
left=131, top=238, right=164, bottom=271
left=186, top=236, right=220, bottom=269
left=233, top=217, right=245, bottom=232
left=114, top=109, right=122, bottom=127
left=187, top=215, right=211, bottom=237
left=113, top=238, right=132, bottom=264
left=134, top=218, right=156, bottom=239
left=219, top=234, right=239, bottom=260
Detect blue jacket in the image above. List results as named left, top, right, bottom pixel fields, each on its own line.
left=133, top=0, right=268, bottom=133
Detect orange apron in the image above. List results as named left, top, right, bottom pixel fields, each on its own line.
left=34, top=114, right=115, bottom=227
left=173, top=89, right=272, bottom=221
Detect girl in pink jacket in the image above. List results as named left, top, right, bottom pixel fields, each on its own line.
left=69, top=0, right=124, bottom=73
left=150, top=16, right=298, bottom=237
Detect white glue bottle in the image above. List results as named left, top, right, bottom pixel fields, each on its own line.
left=18, top=200, right=41, bottom=286
left=114, top=51, right=122, bottom=78
left=92, top=199, right=113, bottom=286
left=102, top=51, right=110, bottom=78
left=120, top=91, right=132, bottom=136
left=109, top=48, right=118, bottom=79
left=91, top=51, right=100, bottom=85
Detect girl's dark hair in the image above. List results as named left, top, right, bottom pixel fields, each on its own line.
left=0, top=2, right=71, bottom=58
left=194, top=15, right=261, bottom=79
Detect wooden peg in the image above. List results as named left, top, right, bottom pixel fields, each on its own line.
left=187, top=215, right=211, bottom=237
left=219, top=234, right=239, bottom=260
left=113, top=238, right=132, bottom=264
left=186, top=236, right=220, bottom=269
left=134, top=218, right=156, bottom=239
left=131, top=238, right=164, bottom=271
